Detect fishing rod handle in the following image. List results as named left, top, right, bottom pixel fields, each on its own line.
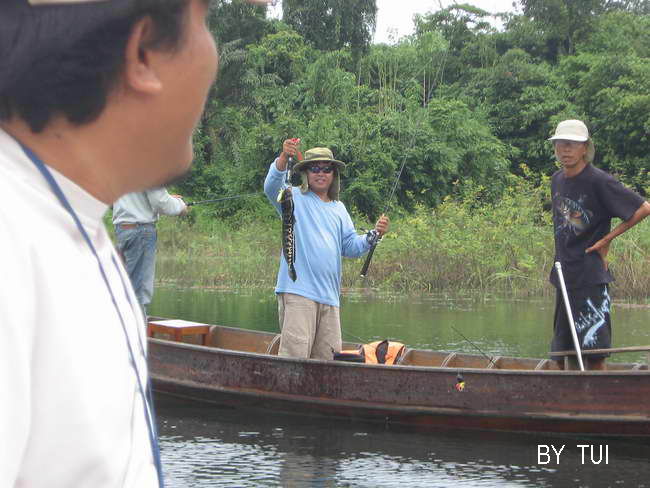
left=360, top=242, right=378, bottom=278
left=359, top=230, right=382, bottom=277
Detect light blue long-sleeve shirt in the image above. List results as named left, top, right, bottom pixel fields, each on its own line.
left=264, top=161, right=370, bottom=307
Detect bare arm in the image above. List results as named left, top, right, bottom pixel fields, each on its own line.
left=586, top=201, right=650, bottom=266
left=276, top=138, right=300, bottom=171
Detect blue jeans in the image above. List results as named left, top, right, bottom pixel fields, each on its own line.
left=115, top=223, right=157, bottom=312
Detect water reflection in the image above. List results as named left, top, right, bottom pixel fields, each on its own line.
left=150, top=287, right=650, bottom=363
left=157, top=400, right=650, bottom=487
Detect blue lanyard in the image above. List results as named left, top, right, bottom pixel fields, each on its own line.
left=21, top=144, right=164, bottom=488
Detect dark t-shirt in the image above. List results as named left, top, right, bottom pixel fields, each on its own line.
left=550, top=164, right=644, bottom=289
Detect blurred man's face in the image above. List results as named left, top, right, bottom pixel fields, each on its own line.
left=145, top=0, right=218, bottom=186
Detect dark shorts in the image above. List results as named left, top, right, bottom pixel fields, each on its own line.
left=551, top=284, right=612, bottom=359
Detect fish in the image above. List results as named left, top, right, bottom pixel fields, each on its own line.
left=278, top=186, right=297, bottom=281
left=555, top=195, right=593, bottom=235
left=277, top=156, right=297, bottom=281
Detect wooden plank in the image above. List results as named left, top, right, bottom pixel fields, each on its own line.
left=550, top=345, right=650, bottom=357
left=148, top=320, right=211, bottom=345
left=440, top=352, right=457, bottom=368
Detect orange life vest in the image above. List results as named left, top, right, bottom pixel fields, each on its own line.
left=338, top=340, right=405, bottom=365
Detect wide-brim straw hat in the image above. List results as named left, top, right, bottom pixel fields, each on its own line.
left=293, top=147, right=346, bottom=172
left=294, top=147, right=346, bottom=201
left=548, top=119, right=595, bottom=163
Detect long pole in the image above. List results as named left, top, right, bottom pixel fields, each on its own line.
left=554, top=261, right=585, bottom=371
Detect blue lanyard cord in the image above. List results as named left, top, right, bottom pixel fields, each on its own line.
left=21, top=145, right=164, bottom=488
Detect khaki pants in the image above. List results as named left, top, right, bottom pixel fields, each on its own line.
left=277, top=293, right=342, bottom=360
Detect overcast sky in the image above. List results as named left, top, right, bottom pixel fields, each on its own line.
left=267, top=1, right=521, bottom=44
left=373, top=0, right=520, bottom=43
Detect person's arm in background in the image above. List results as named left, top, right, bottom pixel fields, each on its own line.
left=146, top=187, right=187, bottom=217
left=586, top=201, right=650, bottom=267
left=587, top=174, right=650, bottom=268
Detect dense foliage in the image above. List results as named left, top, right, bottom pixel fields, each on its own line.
left=155, top=170, right=650, bottom=298
left=178, top=0, right=648, bottom=222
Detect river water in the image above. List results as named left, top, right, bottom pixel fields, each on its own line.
left=149, top=287, right=650, bottom=487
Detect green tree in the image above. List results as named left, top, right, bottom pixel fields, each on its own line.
left=282, top=0, right=377, bottom=59
left=414, top=5, right=497, bottom=85
left=176, top=0, right=649, bottom=221
left=459, top=48, right=577, bottom=174
left=559, top=51, right=650, bottom=190
left=517, top=0, right=648, bottom=60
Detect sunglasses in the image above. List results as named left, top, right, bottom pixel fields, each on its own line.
left=308, top=165, right=334, bottom=174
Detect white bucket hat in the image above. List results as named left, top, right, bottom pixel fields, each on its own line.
left=548, top=119, right=595, bottom=163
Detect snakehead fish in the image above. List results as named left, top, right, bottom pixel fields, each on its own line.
left=277, top=154, right=297, bottom=281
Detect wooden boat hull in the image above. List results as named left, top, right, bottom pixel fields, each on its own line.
left=148, top=329, right=650, bottom=438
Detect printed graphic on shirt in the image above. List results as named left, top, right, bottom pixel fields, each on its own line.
left=554, top=194, right=593, bottom=237
left=574, top=287, right=611, bottom=348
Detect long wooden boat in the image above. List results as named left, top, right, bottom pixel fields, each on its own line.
left=147, top=318, right=650, bottom=438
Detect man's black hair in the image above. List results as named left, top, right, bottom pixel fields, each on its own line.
left=0, top=0, right=190, bottom=133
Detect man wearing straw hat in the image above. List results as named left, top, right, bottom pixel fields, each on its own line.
left=264, top=140, right=389, bottom=360
left=0, top=0, right=271, bottom=485
left=548, top=119, right=650, bottom=370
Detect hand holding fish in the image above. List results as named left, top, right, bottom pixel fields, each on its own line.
left=276, top=138, right=301, bottom=282
left=278, top=138, right=301, bottom=171
left=375, top=214, right=390, bottom=236
left=585, top=238, right=611, bottom=270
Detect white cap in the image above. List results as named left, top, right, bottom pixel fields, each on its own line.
left=549, top=119, right=595, bottom=163
left=548, top=119, right=589, bottom=142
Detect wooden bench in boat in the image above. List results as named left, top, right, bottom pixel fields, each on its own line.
left=148, top=319, right=210, bottom=345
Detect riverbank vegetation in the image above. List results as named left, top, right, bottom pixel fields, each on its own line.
left=155, top=171, right=650, bottom=299
left=149, top=0, right=649, bottom=299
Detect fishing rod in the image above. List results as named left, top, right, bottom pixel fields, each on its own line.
left=359, top=152, right=409, bottom=278
left=451, top=325, right=497, bottom=369
left=187, top=192, right=261, bottom=206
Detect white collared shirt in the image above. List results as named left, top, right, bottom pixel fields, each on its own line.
left=113, top=188, right=186, bottom=225
left=0, top=129, right=159, bottom=487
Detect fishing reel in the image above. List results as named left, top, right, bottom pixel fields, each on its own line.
left=365, top=229, right=382, bottom=246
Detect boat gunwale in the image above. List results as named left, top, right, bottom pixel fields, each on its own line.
left=148, top=337, right=650, bottom=376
